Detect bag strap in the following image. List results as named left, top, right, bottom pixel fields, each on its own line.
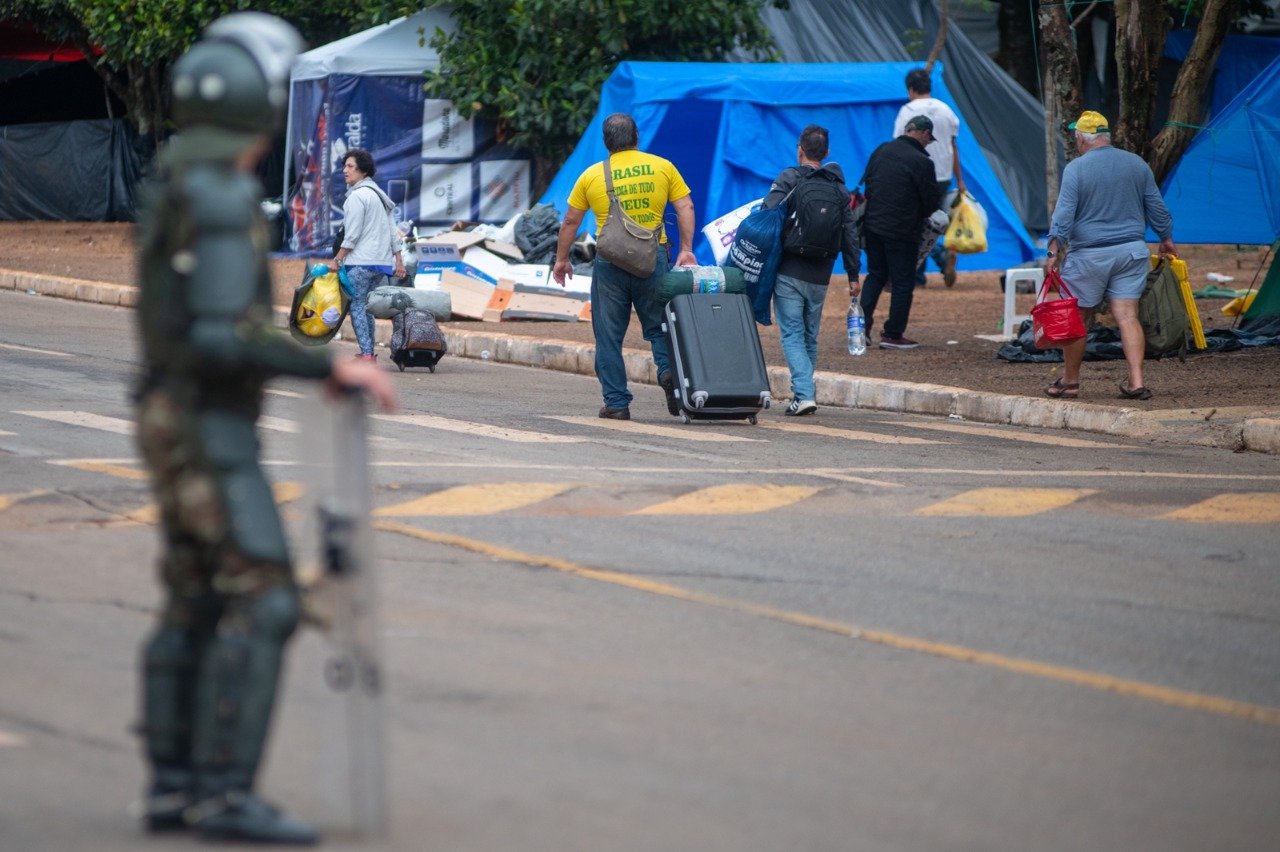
left=601, top=156, right=662, bottom=238
left=603, top=157, right=619, bottom=201
left=1038, top=268, right=1077, bottom=304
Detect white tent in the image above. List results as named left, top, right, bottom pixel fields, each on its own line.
left=289, top=7, right=450, bottom=81
left=283, top=7, right=533, bottom=253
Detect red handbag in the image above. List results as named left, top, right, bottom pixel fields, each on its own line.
left=1031, top=269, right=1086, bottom=349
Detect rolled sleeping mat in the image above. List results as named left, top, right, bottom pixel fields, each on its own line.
left=366, top=285, right=452, bottom=321
left=657, top=265, right=746, bottom=304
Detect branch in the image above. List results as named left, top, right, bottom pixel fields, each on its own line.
left=924, top=0, right=950, bottom=73
left=1148, top=0, right=1241, bottom=184
left=1071, top=2, right=1100, bottom=28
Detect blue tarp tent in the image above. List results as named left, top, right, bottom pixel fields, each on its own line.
left=539, top=61, right=1037, bottom=272
left=1164, top=31, right=1280, bottom=121
left=1161, top=55, right=1280, bottom=245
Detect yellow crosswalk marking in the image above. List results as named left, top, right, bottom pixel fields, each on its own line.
left=1163, top=493, right=1280, bottom=524
left=0, top=490, right=48, bottom=512
left=0, top=729, right=27, bottom=748
left=127, top=482, right=305, bottom=525
left=885, top=420, right=1122, bottom=448
left=915, top=487, right=1097, bottom=517
left=54, top=460, right=149, bottom=481
left=375, top=483, right=574, bottom=517
left=632, top=484, right=821, bottom=515
left=756, top=421, right=944, bottom=445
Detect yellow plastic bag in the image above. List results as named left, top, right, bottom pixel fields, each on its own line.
left=944, top=194, right=987, bottom=254
left=295, top=271, right=345, bottom=337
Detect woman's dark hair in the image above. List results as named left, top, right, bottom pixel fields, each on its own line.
left=345, top=148, right=376, bottom=178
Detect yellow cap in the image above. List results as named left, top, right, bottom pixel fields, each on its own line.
left=1068, top=110, right=1109, bottom=134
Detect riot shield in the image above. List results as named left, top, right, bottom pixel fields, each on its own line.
left=301, top=389, right=387, bottom=840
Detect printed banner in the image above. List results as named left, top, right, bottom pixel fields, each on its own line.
left=287, top=75, right=533, bottom=253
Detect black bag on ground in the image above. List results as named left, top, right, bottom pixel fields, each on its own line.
left=662, top=292, right=772, bottom=423
left=1139, top=257, right=1189, bottom=358
left=390, top=308, right=448, bottom=372
left=782, top=170, right=847, bottom=259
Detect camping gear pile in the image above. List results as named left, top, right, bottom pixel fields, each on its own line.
left=410, top=206, right=592, bottom=323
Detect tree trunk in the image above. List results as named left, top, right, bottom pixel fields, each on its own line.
left=996, top=0, right=1038, bottom=97
left=1038, top=0, right=1083, bottom=218
left=1148, top=0, right=1241, bottom=185
left=924, top=0, right=950, bottom=74
left=1112, top=0, right=1170, bottom=159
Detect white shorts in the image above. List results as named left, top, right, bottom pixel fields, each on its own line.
left=1060, top=241, right=1149, bottom=308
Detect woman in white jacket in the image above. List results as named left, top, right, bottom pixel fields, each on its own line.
left=333, top=148, right=405, bottom=360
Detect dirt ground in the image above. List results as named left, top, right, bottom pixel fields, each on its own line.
left=3, top=220, right=1277, bottom=411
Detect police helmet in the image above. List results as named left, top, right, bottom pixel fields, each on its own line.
left=171, top=12, right=302, bottom=135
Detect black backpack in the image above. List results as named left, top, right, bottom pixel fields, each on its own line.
left=782, top=170, right=847, bottom=260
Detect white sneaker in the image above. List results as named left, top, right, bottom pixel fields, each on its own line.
left=785, top=398, right=817, bottom=416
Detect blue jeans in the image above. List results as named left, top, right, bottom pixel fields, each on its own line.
left=346, top=266, right=386, bottom=356
left=860, top=231, right=918, bottom=339
left=773, top=274, right=826, bottom=402
left=590, top=252, right=671, bottom=409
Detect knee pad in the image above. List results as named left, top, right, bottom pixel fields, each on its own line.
left=192, top=587, right=300, bottom=789
left=141, top=627, right=204, bottom=765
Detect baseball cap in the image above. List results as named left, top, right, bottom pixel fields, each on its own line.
left=1068, top=110, right=1109, bottom=134
left=904, top=114, right=935, bottom=140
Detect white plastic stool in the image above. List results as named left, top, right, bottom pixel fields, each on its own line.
left=1003, top=267, right=1043, bottom=338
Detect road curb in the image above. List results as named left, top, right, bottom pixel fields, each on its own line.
left=6, top=267, right=1279, bottom=455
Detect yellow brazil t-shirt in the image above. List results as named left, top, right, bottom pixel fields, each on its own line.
left=567, top=150, right=691, bottom=246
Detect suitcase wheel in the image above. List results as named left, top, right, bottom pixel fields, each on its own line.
left=397, top=361, right=406, bottom=372
left=679, top=412, right=691, bottom=425
left=748, top=415, right=757, bottom=425
left=427, top=364, right=436, bottom=373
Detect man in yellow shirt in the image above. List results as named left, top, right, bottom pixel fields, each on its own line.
left=553, top=113, right=697, bottom=419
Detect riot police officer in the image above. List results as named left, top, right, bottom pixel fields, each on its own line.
left=133, top=13, right=395, bottom=844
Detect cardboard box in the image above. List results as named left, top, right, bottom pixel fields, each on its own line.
left=416, top=259, right=496, bottom=286
left=482, top=280, right=515, bottom=322
left=415, top=230, right=487, bottom=262
left=482, top=238, right=524, bottom=262
left=501, top=291, right=584, bottom=322
left=439, top=270, right=500, bottom=320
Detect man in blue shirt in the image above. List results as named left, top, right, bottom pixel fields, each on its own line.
left=1045, top=111, right=1176, bottom=401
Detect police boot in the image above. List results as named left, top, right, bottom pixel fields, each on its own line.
left=187, top=788, right=318, bottom=845
left=189, top=587, right=313, bottom=843
left=138, top=765, right=195, bottom=833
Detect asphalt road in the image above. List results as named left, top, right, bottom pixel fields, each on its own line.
left=2, top=290, right=1278, bottom=851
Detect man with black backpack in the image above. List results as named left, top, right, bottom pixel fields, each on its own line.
left=761, top=124, right=861, bottom=416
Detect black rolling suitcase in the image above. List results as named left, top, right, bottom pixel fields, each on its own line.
left=390, top=308, right=447, bottom=372
left=662, top=292, right=772, bottom=424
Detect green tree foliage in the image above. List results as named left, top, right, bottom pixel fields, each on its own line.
left=1, top=1, right=375, bottom=137
left=414, top=0, right=788, bottom=175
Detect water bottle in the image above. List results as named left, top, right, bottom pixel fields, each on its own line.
left=847, top=298, right=867, bottom=356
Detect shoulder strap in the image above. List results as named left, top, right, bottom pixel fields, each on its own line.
left=602, top=157, right=618, bottom=200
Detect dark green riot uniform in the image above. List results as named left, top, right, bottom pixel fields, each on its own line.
left=134, top=13, right=327, bottom=845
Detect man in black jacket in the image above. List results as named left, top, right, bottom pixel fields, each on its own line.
left=858, top=114, right=942, bottom=349
left=761, top=124, right=861, bottom=416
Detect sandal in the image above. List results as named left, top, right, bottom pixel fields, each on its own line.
left=1118, top=382, right=1153, bottom=400
left=1044, top=378, right=1079, bottom=399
